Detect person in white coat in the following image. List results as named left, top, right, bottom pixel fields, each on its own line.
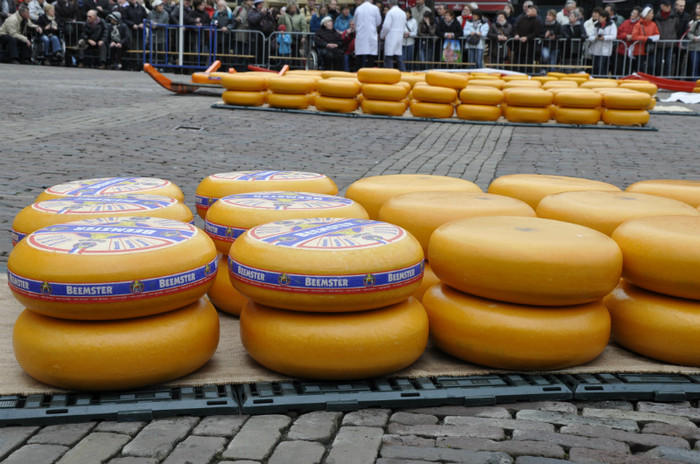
left=353, top=0, right=381, bottom=68
left=381, top=0, right=406, bottom=70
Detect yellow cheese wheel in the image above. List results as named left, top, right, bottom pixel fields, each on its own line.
left=429, top=216, right=622, bottom=306
left=458, top=87, right=504, bottom=105
left=36, top=177, right=184, bottom=203
left=222, top=90, right=267, bottom=106
left=626, top=179, right=700, bottom=207
left=612, top=216, right=700, bottom=300
left=345, top=174, right=482, bottom=219
left=580, top=79, right=619, bottom=89
left=502, top=80, right=542, bottom=89
left=603, top=92, right=652, bottom=109
left=357, top=67, right=401, bottom=84
left=531, top=76, right=558, bottom=84
left=8, top=217, right=217, bottom=320
left=378, top=191, right=535, bottom=256
left=604, top=280, right=700, bottom=367
left=313, top=95, right=359, bottom=113
left=361, top=83, right=410, bottom=101
left=413, top=261, right=439, bottom=301
left=560, top=76, right=588, bottom=85
left=409, top=101, right=454, bottom=119
left=267, top=92, right=311, bottom=109
left=619, top=81, right=657, bottom=95
left=501, top=74, right=528, bottom=81
left=400, top=72, right=426, bottom=87
left=553, top=91, right=602, bottom=108
left=554, top=107, right=601, bottom=125
left=240, top=297, right=428, bottom=379
left=504, top=89, right=553, bottom=107
left=412, top=85, right=458, bottom=104
left=425, top=71, right=468, bottom=90
left=12, top=195, right=194, bottom=246
left=13, top=298, right=219, bottom=390
left=601, top=109, right=650, bottom=126
left=267, top=76, right=315, bottom=94
left=503, top=106, right=551, bottom=123
left=360, top=99, right=407, bottom=116
left=207, top=254, right=248, bottom=316
left=423, top=284, right=610, bottom=370
left=456, top=104, right=502, bottom=121
left=536, top=190, right=700, bottom=236
left=228, top=217, right=424, bottom=312
left=195, top=170, right=338, bottom=219
left=547, top=72, right=568, bottom=78
left=543, top=80, right=579, bottom=89
left=204, top=191, right=368, bottom=254
left=221, top=73, right=268, bottom=91
left=320, top=70, right=356, bottom=79
left=316, top=79, right=361, bottom=98
left=466, top=79, right=505, bottom=89
left=487, top=173, right=621, bottom=209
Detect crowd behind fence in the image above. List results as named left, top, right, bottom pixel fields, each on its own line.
left=19, top=19, right=700, bottom=80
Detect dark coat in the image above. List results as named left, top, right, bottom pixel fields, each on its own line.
left=125, top=3, right=148, bottom=28
left=81, top=17, right=109, bottom=42
left=435, top=17, right=461, bottom=39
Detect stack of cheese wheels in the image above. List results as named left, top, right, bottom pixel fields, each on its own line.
left=503, top=88, right=553, bottom=123
left=424, top=216, right=619, bottom=370
left=600, top=88, right=651, bottom=126
left=606, top=216, right=700, bottom=366
left=409, top=84, right=456, bottom=119
left=345, top=174, right=482, bottom=219
left=8, top=216, right=219, bottom=390
left=221, top=72, right=270, bottom=107
left=314, top=78, right=361, bottom=113
left=232, top=217, right=429, bottom=379
left=618, top=80, right=658, bottom=110
left=552, top=89, right=602, bottom=125
left=266, top=76, right=315, bottom=110
left=204, top=191, right=368, bottom=315
left=358, top=68, right=409, bottom=116
left=12, top=194, right=194, bottom=246
left=37, top=177, right=185, bottom=202
left=377, top=191, right=535, bottom=302
left=487, top=173, right=621, bottom=209
left=195, top=170, right=338, bottom=219
left=457, top=86, right=503, bottom=121
left=625, top=179, right=700, bottom=207
left=536, top=190, right=700, bottom=236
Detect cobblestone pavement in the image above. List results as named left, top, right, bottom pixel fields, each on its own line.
left=2, top=66, right=700, bottom=463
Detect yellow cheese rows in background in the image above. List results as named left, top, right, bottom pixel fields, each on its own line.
left=8, top=173, right=700, bottom=391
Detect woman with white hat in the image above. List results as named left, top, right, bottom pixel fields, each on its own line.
left=315, top=14, right=344, bottom=70
left=631, top=6, right=660, bottom=73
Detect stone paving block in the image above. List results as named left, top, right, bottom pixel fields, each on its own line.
left=437, top=436, right=565, bottom=459
left=560, top=423, right=690, bottom=450
left=56, top=432, right=131, bottom=464
left=401, top=406, right=512, bottom=419
left=504, top=402, right=578, bottom=414
left=378, top=444, right=513, bottom=464
left=389, top=412, right=439, bottom=425
left=121, top=417, right=199, bottom=459
left=161, top=435, right=226, bottom=464
left=582, top=408, right=696, bottom=428
left=106, top=458, right=159, bottom=464
left=324, top=426, right=384, bottom=464
left=515, top=457, right=572, bottom=464
left=645, top=446, right=700, bottom=463
left=387, top=422, right=504, bottom=440
left=572, top=401, right=635, bottom=411
left=191, top=415, right=248, bottom=437
left=94, top=422, right=146, bottom=436
left=568, top=447, right=681, bottom=464
left=0, top=426, right=40, bottom=460
left=341, top=409, right=391, bottom=427
left=377, top=459, right=439, bottom=464
left=515, top=409, right=639, bottom=432
left=637, top=402, right=700, bottom=421
left=443, top=415, right=556, bottom=433
left=28, top=422, right=97, bottom=446
left=286, top=411, right=342, bottom=442
left=382, top=434, right=436, bottom=447
left=267, top=440, right=325, bottom=464
left=2, top=444, right=69, bottom=464
left=512, top=428, right=630, bottom=453
left=221, top=414, right=292, bottom=461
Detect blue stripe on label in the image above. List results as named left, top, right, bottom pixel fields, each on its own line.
left=34, top=224, right=192, bottom=242
left=258, top=219, right=376, bottom=247
left=7, top=256, right=217, bottom=302
left=62, top=177, right=138, bottom=195
left=234, top=170, right=281, bottom=181
left=11, top=229, right=25, bottom=246
left=228, top=258, right=424, bottom=294
left=204, top=220, right=247, bottom=242
left=195, top=195, right=216, bottom=207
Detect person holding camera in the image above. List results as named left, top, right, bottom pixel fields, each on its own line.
left=587, top=8, right=616, bottom=76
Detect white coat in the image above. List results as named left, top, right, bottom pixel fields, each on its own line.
left=381, top=5, right=406, bottom=56
left=354, top=0, right=381, bottom=55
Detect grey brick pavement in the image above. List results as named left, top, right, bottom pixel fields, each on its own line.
left=2, top=66, right=700, bottom=463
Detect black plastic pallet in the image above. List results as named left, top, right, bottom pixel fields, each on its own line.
left=0, top=385, right=238, bottom=426
left=564, top=373, right=700, bottom=401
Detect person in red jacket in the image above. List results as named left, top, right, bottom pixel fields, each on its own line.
left=631, top=6, right=660, bottom=73
left=615, top=6, right=641, bottom=75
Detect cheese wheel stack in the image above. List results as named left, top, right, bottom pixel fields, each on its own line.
left=266, top=76, right=316, bottom=110
left=503, top=88, right=553, bottom=124
left=358, top=68, right=408, bottom=116
left=315, top=78, right=361, bottom=113
left=552, top=90, right=602, bottom=125
left=457, top=86, right=503, bottom=121
left=409, top=84, right=457, bottom=119
left=424, top=216, right=619, bottom=370
left=600, top=89, right=651, bottom=126
left=221, top=72, right=270, bottom=106
left=231, top=217, right=429, bottom=379
left=8, top=216, right=219, bottom=390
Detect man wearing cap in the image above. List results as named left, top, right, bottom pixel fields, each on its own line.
left=654, top=0, right=679, bottom=75
left=315, top=14, right=344, bottom=69
left=557, top=0, right=576, bottom=26
left=353, top=0, right=380, bottom=68
left=107, top=10, right=130, bottom=69
left=380, top=0, right=405, bottom=70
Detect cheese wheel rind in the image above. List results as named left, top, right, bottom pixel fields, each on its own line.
left=314, top=95, right=360, bottom=113
left=267, top=76, right=316, bottom=94
left=625, top=179, right=700, bottom=207
left=37, top=177, right=184, bottom=203
left=554, top=107, right=601, bottom=125
left=503, top=106, right=551, bottom=123
left=412, top=85, right=458, bottom=104
left=357, top=67, right=401, bottom=84
left=222, top=90, right=267, bottom=106
left=361, top=83, right=410, bottom=101
left=409, top=101, right=455, bottom=119
left=316, top=79, right=361, bottom=98
left=360, top=99, right=407, bottom=116
left=13, top=298, right=220, bottom=390
left=267, top=92, right=311, bottom=109
left=240, top=297, right=429, bottom=379
left=424, top=284, right=610, bottom=370
left=207, top=254, right=248, bottom=316
left=425, top=71, right=468, bottom=90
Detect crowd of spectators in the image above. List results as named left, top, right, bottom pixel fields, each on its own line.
left=1, top=0, right=700, bottom=78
